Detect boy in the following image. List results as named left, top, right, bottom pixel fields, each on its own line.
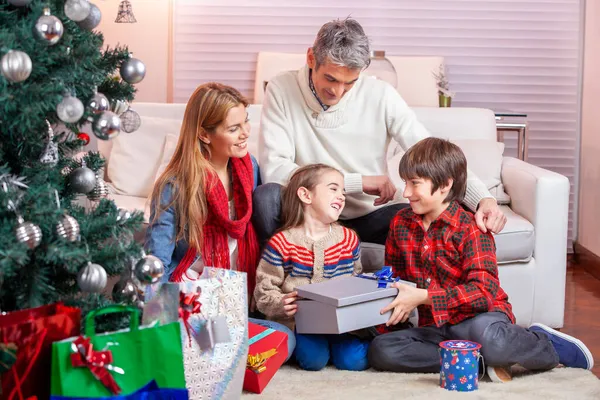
left=368, top=138, right=593, bottom=382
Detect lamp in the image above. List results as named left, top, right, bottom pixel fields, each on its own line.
left=363, top=50, right=397, bottom=88
left=115, top=0, right=137, bottom=23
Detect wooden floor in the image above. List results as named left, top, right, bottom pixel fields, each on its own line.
left=562, top=258, right=600, bottom=377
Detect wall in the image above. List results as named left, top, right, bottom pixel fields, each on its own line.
left=578, top=0, right=600, bottom=256
left=96, top=0, right=170, bottom=103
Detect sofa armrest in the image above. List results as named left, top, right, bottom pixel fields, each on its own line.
left=501, top=156, right=570, bottom=327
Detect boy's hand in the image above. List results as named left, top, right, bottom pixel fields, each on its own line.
left=475, top=197, right=506, bottom=234
left=381, top=283, right=429, bottom=326
left=281, top=291, right=298, bottom=317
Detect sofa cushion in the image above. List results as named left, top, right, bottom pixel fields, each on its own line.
left=359, top=205, right=534, bottom=269
left=107, top=116, right=182, bottom=198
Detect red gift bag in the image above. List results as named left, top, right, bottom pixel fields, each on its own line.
left=0, top=303, right=80, bottom=400
left=243, top=322, right=288, bottom=394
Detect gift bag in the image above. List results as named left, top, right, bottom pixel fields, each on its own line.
left=49, top=380, right=187, bottom=400
left=50, top=305, right=187, bottom=398
left=0, top=302, right=80, bottom=400
left=143, top=268, right=249, bottom=400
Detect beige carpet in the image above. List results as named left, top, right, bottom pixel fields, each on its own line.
left=242, top=365, right=600, bottom=399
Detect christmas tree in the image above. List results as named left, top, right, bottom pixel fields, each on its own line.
left=0, top=0, right=161, bottom=323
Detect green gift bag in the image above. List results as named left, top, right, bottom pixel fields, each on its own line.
left=50, top=305, right=187, bottom=397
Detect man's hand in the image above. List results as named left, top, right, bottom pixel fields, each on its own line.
left=380, top=283, right=429, bottom=326
left=475, top=197, right=507, bottom=234
left=281, top=291, right=298, bottom=317
left=362, top=175, right=397, bottom=206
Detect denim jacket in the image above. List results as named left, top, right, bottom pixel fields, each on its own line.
left=145, top=155, right=261, bottom=281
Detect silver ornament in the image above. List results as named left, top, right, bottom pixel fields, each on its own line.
left=86, top=176, right=109, bottom=201
left=64, top=0, right=91, bottom=22
left=120, top=108, right=141, bottom=133
left=112, top=278, right=138, bottom=303
left=88, top=92, right=110, bottom=114
left=34, top=8, right=64, bottom=45
left=76, top=3, right=101, bottom=31
left=134, top=299, right=145, bottom=311
left=77, top=262, right=107, bottom=292
left=40, top=120, right=59, bottom=166
left=111, top=99, right=129, bottom=115
left=57, top=94, right=84, bottom=123
left=15, top=216, right=42, bottom=249
left=115, top=0, right=137, bottom=23
left=1, top=50, right=32, bottom=83
left=69, top=166, right=97, bottom=194
left=56, top=214, right=80, bottom=241
left=116, top=208, right=131, bottom=223
left=120, top=58, right=146, bottom=84
left=134, top=255, right=164, bottom=284
left=8, top=0, right=33, bottom=6
left=93, top=111, right=121, bottom=140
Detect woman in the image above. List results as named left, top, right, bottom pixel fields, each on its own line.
left=146, top=82, right=295, bottom=357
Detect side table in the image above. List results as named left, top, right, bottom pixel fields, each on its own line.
left=495, top=110, right=529, bottom=161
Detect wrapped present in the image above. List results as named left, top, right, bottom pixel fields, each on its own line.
left=143, top=268, right=249, bottom=400
left=50, top=305, right=187, bottom=398
left=243, top=322, right=288, bottom=394
left=0, top=303, right=80, bottom=400
left=49, top=380, right=188, bottom=400
left=295, top=267, right=418, bottom=334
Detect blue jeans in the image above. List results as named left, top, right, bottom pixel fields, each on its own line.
left=249, top=318, right=296, bottom=362
left=295, top=332, right=370, bottom=371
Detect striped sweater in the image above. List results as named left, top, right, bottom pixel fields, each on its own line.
left=254, top=224, right=362, bottom=325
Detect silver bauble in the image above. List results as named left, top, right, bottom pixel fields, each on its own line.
left=77, top=262, right=107, bottom=292
left=120, top=58, right=146, bottom=84
left=76, top=3, right=101, bottom=31
left=15, top=217, right=42, bottom=249
left=57, top=94, right=84, bottom=123
left=88, top=92, right=110, bottom=115
left=56, top=214, right=80, bottom=242
left=134, top=255, right=164, bottom=284
left=69, top=166, right=97, bottom=194
left=86, top=177, right=109, bottom=201
left=64, top=0, right=91, bottom=22
left=34, top=8, right=64, bottom=45
left=93, top=111, right=121, bottom=140
left=120, top=108, right=141, bottom=133
left=1, top=50, right=32, bottom=83
left=112, top=278, right=138, bottom=303
left=134, top=300, right=145, bottom=311
left=8, top=0, right=33, bottom=6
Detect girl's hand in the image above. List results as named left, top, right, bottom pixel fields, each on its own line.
left=281, top=291, right=298, bottom=317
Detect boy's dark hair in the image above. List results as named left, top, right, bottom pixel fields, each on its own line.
left=399, top=137, right=467, bottom=203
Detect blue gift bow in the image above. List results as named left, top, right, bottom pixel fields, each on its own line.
left=357, top=266, right=400, bottom=288
left=249, top=328, right=275, bottom=345
left=50, top=380, right=189, bottom=400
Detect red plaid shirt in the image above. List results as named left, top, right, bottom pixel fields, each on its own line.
left=385, top=201, right=515, bottom=327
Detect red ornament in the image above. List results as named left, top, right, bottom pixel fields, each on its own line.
left=77, top=132, right=90, bottom=145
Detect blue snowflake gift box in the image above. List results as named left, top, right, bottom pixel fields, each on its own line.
left=439, top=340, right=482, bottom=392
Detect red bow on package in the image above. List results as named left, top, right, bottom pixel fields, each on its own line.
left=179, top=289, right=202, bottom=346
left=70, top=337, right=122, bottom=395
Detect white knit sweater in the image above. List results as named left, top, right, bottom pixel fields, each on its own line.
left=258, top=65, right=491, bottom=219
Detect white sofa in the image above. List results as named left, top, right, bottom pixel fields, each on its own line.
left=97, top=102, right=570, bottom=329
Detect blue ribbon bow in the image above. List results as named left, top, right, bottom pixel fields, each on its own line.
left=357, top=266, right=400, bottom=288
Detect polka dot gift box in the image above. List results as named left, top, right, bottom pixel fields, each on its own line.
left=439, top=340, right=482, bottom=392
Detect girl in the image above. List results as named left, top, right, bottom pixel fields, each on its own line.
left=145, top=82, right=294, bottom=357
left=254, top=164, right=370, bottom=371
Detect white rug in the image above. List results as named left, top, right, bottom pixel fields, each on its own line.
left=242, top=365, right=600, bottom=399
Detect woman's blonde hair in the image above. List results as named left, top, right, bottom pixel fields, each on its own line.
left=280, top=163, right=342, bottom=231
left=150, top=82, right=248, bottom=250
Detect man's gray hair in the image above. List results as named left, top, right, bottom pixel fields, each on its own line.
left=312, top=18, right=371, bottom=70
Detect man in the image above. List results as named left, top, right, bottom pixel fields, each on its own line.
left=253, top=17, right=506, bottom=245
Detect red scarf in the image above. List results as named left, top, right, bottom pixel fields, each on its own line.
left=170, top=154, right=259, bottom=297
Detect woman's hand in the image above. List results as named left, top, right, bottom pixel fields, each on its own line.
left=281, top=291, right=298, bottom=317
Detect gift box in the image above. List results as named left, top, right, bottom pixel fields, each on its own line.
left=243, top=322, right=288, bottom=394
left=295, top=271, right=417, bottom=334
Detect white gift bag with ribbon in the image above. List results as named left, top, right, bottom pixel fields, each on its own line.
left=143, top=267, right=249, bottom=400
